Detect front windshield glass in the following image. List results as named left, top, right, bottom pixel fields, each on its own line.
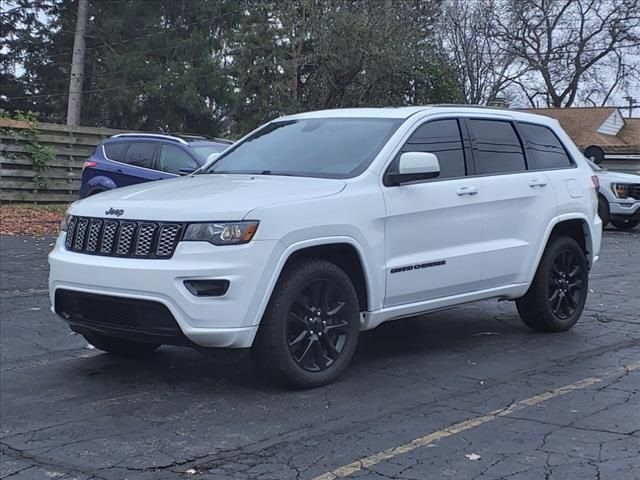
left=192, top=144, right=227, bottom=161
left=203, top=118, right=402, bottom=178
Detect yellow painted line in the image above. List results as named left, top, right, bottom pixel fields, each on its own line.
left=313, top=361, right=640, bottom=480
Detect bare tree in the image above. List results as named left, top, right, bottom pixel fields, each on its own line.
left=439, top=0, right=526, bottom=105
left=497, top=0, right=640, bottom=107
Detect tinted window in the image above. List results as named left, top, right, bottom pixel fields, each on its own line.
left=401, top=119, right=466, bottom=179
left=519, top=123, right=572, bottom=169
left=103, top=142, right=128, bottom=162
left=123, top=142, right=155, bottom=169
left=468, top=120, right=526, bottom=174
left=204, top=118, right=401, bottom=179
left=159, top=144, right=198, bottom=174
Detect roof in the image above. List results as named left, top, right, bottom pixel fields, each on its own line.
left=523, top=107, right=640, bottom=154
left=282, top=105, right=560, bottom=123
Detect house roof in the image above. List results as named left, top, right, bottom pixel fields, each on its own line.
left=523, top=107, right=640, bottom=155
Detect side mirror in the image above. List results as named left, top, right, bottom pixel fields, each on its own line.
left=178, top=167, right=196, bottom=175
left=388, top=152, right=440, bottom=185
left=207, top=153, right=220, bottom=163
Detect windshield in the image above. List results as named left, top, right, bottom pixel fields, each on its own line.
left=203, top=118, right=402, bottom=178
left=192, top=144, right=228, bottom=161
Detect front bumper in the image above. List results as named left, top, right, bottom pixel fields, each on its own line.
left=49, top=235, right=282, bottom=348
left=609, top=200, right=640, bottom=220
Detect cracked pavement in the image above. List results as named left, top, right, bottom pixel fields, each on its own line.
left=1, top=228, right=639, bottom=480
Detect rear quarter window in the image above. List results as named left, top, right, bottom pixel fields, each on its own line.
left=103, top=142, right=128, bottom=162
left=518, top=123, right=573, bottom=169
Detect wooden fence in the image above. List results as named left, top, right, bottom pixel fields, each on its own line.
left=0, top=119, right=126, bottom=203
left=1, top=118, right=638, bottom=204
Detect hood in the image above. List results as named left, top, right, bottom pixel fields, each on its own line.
left=595, top=170, right=640, bottom=184
left=70, top=174, right=346, bottom=221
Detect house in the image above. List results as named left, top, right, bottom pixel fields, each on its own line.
left=524, top=107, right=640, bottom=173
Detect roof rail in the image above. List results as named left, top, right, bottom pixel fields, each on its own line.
left=168, top=132, right=234, bottom=144
left=110, top=133, right=188, bottom=145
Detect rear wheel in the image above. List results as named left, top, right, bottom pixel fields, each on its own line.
left=516, top=236, right=588, bottom=332
left=252, top=258, right=360, bottom=388
left=611, top=218, right=640, bottom=230
left=597, top=195, right=610, bottom=227
left=83, top=333, right=160, bottom=356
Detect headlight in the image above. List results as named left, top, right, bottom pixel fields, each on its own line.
left=611, top=183, right=630, bottom=199
left=183, top=221, right=259, bottom=245
left=60, top=213, right=71, bottom=232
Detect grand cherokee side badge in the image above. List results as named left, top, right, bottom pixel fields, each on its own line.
left=105, top=207, right=124, bottom=217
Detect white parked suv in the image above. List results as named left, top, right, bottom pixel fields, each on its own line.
left=49, top=106, right=602, bottom=387
left=586, top=159, right=640, bottom=230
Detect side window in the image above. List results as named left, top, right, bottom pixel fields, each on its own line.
left=123, top=142, right=155, bottom=169
left=103, top=142, right=128, bottom=162
left=159, top=144, right=198, bottom=174
left=468, top=119, right=526, bottom=174
left=400, top=119, right=466, bottom=179
left=518, top=123, right=573, bottom=169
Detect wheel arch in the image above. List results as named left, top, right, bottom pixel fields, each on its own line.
left=535, top=215, right=597, bottom=274
left=263, top=238, right=373, bottom=317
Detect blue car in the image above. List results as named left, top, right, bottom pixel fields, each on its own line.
left=79, top=133, right=232, bottom=198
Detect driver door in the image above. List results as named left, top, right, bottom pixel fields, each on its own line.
left=382, top=118, right=485, bottom=307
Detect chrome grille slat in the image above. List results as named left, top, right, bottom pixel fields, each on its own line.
left=135, top=223, right=157, bottom=256
left=86, top=219, right=103, bottom=252
left=65, top=216, right=182, bottom=259
left=74, top=218, right=89, bottom=250
left=100, top=221, right=118, bottom=254
left=156, top=224, right=180, bottom=257
left=116, top=222, right=136, bottom=255
left=65, top=217, right=78, bottom=249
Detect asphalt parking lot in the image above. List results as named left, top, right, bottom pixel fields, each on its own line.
left=1, top=228, right=638, bottom=480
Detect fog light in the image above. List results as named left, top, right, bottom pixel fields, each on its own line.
left=184, top=280, right=230, bottom=297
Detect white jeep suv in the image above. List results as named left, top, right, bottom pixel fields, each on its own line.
left=49, top=106, right=602, bottom=387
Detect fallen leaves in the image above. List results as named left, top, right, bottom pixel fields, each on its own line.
left=0, top=204, right=66, bottom=236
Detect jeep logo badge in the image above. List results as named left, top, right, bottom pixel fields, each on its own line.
left=105, top=207, right=124, bottom=217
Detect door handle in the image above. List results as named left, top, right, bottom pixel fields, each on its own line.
left=529, top=179, right=547, bottom=188
left=457, top=186, right=479, bottom=196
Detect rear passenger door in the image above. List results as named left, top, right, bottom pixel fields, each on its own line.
left=383, top=118, right=485, bottom=306
left=517, top=122, right=579, bottom=216
left=464, top=118, right=557, bottom=288
left=117, top=141, right=162, bottom=186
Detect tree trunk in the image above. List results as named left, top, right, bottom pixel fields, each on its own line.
left=66, top=0, right=89, bottom=126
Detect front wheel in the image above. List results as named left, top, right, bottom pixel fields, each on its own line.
left=516, top=236, right=588, bottom=332
left=252, top=258, right=361, bottom=388
left=611, top=218, right=640, bottom=230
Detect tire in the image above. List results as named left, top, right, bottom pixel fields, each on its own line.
left=83, top=333, right=160, bottom=357
left=252, top=258, right=361, bottom=388
left=516, top=236, right=588, bottom=332
left=610, top=218, right=640, bottom=230
left=597, top=195, right=610, bottom=228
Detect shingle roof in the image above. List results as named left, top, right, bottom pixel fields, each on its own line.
left=523, top=107, right=640, bottom=155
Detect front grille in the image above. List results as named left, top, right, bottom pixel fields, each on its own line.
left=65, top=216, right=184, bottom=259
left=629, top=184, right=640, bottom=200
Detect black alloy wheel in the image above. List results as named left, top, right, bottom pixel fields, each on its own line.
left=516, top=235, right=588, bottom=332
left=287, top=279, right=349, bottom=372
left=547, top=249, right=585, bottom=320
left=252, top=258, right=360, bottom=388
